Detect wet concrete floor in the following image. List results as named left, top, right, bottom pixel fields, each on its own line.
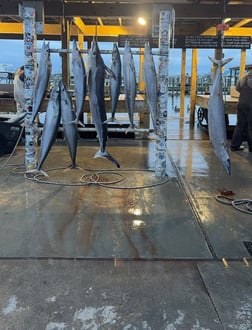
left=0, top=118, right=251, bottom=329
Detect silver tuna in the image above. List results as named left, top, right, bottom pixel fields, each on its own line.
left=60, top=80, right=78, bottom=169
left=72, top=39, right=87, bottom=126
left=88, top=40, right=120, bottom=168
left=143, top=42, right=157, bottom=133
left=31, top=41, right=52, bottom=124
left=208, top=56, right=233, bottom=175
left=37, top=84, right=60, bottom=175
left=107, top=42, right=122, bottom=122
left=123, top=40, right=136, bottom=132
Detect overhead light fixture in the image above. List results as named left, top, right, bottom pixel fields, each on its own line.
left=224, top=18, right=231, bottom=23
left=138, top=17, right=146, bottom=26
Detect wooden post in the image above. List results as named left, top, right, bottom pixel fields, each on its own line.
left=22, top=6, right=37, bottom=170
left=239, top=49, right=246, bottom=78
left=138, top=48, right=145, bottom=92
left=155, top=8, right=174, bottom=178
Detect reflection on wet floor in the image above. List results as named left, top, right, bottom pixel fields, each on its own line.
left=0, top=146, right=212, bottom=259
left=167, top=117, right=209, bottom=140
left=0, top=116, right=251, bottom=261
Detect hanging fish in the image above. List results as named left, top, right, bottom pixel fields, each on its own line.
left=208, top=56, right=233, bottom=175
left=71, top=39, right=87, bottom=126
left=59, top=80, right=78, bottom=169
left=88, top=39, right=120, bottom=168
left=123, top=40, right=136, bottom=132
left=30, top=41, right=52, bottom=124
left=36, top=84, right=60, bottom=176
left=106, top=42, right=122, bottom=123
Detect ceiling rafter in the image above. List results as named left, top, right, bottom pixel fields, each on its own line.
left=0, top=1, right=252, bottom=40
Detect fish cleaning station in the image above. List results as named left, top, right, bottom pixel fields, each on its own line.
left=0, top=0, right=252, bottom=329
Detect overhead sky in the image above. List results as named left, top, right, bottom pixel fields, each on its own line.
left=0, top=39, right=251, bottom=76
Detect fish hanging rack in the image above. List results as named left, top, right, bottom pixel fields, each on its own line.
left=34, top=48, right=160, bottom=56
left=55, top=126, right=150, bottom=133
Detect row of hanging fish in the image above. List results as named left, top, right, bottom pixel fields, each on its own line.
left=30, top=40, right=158, bottom=132
left=28, top=40, right=231, bottom=177
left=30, top=39, right=159, bottom=173
left=37, top=81, right=77, bottom=176
left=111, top=40, right=158, bottom=133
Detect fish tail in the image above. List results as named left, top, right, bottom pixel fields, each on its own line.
left=223, top=158, right=231, bottom=176
left=208, top=56, right=233, bottom=67
left=94, top=150, right=120, bottom=168
left=103, top=117, right=121, bottom=124
left=26, top=168, right=49, bottom=177
left=64, top=164, right=83, bottom=172
left=68, top=118, right=85, bottom=127
left=77, top=119, right=85, bottom=128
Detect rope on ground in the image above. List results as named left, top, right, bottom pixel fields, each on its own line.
left=215, top=195, right=252, bottom=215
left=24, top=167, right=169, bottom=189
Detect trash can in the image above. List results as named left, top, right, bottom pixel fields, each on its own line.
left=0, top=122, right=22, bottom=154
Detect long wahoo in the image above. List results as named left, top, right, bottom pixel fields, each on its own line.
left=60, top=80, right=78, bottom=169
left=123, top=40, right=136, bottom=132
left=72, top=39, right=87, bottom=126
left=88, top=40, right=120, bottom=168
left=208, top=56, right=233, bottom=175
left=31, top=41, right=52, bottom=124
left=107, top=42, right=122, bottom=122
left=37, top=84, right=60, bottom=174
left=143, top=42, right=157, bottom=133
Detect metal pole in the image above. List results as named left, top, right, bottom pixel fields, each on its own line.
left=155, top=9, right=174, bottom=178
left=180, top=48, right=186, bottom=118
left=22, top=6, right=37, bottom=170
left=189, top=49, right=198, bottom=126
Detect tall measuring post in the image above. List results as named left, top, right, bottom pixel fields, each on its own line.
left=21, top=6, right=37, bottom=170
left=155, top=7, right=175, bottom=177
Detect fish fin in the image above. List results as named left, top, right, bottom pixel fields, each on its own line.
left=125, top=124, right=136, bottom=134
left=77, top=120, right=85, bottom=127
left=105, top=66, right=116, bottom=80
left=222, top=58, right=233, bottom=66
left=6, top=112, right=27, bottom=124
left=38, top=169, right=49, bottom=177
left=94, top=150, right=120, bottom=168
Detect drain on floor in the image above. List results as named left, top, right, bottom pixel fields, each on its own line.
left=243, top=241, right=252, bottom=256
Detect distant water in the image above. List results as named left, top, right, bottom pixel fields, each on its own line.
left=167, top=94, right=191, bottom=118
